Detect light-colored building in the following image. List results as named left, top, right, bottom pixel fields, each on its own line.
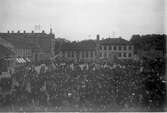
left=99, top=38, right=134, bottom=60
left=61, top=35, right=134, bottom=63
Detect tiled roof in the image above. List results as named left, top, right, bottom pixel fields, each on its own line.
left=61, top=40, right=97, bottom=51
left=0, top=33, right=53, bottom=52
left=0, top=33, right=54, bottom=39
left=61, top=38, right=132, bottom=51
left=100, top=38, right=130, bottom=45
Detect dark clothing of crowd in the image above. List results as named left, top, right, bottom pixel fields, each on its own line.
left=0, top=58, right=166, bottom=112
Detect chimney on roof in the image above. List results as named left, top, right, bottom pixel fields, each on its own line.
left=96, top=34, right=100, bottom=41
left=23, top=30, right=26, bottom=33
left=32, top=30, right=34, bottom=33
left=42, top=30, right=45, bottom=33
left=7, top=30, right=10, bottom=33
left=50, top=28, right=52, bottom=34
left=17, top=30, right=20, bottom=33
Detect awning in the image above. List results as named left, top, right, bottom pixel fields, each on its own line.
left=16, top=58, right=22, bottom=63
left=26, top=57, right=31, bottom=62
left=16, top=57, right=31, bottom=64
left=21, top=58, right=26, bottom=63
left=16, top=58, right=26, bottom=63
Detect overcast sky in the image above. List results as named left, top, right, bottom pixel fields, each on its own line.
left=0, top=0, right=166, bottom=40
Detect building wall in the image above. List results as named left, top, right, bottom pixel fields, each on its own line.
left=14, top=48, right=39, bottom=63
left=15, top=48, right=32, bottom=58
left=0, top=32, right=55, bottom=61
left=62, top=44, right=134, bottom=62
left=62, top=50, right=96, bottom=62
left=99, top=45, right=134, bottom=60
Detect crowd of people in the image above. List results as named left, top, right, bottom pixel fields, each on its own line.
left=0, top=57, right=166, bottom=111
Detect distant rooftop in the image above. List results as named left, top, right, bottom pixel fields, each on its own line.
left=61, top=37, right=132, bottom=51
left=100, top=38, right=130, bottom=45
left=61, top=40, right=97, bottom=51
left=0, top=30, right=55, bottom=39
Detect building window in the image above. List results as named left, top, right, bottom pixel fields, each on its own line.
left=67, top=51, right=70, bottom=57
left=123, top=53, right=127, bottom=57
left=82, top=52, right=84, bottom=58
left=104, top=53, right=107, bottom=58
left=100, top=52, right=102, bottom=57
left=62, top=51, right=65, bottom=57
left=27, top=49, right=29, bottom=56
left=109, top=45, right=112, bottom=50
left=114, top=46, right=116, bottom=50
left=104, top=46, right=107, bottom=50
left=91, top=51, right=93, bottom=57
left=119, top=53, right=121, bottom=57
left=21, top=49, right=23, bottom=56
left=124, top=46, right=127, bottom=50
left=109, top=53, right=112, bottom=58
left=26, top=49, right=28, bottom=56
left=129, top=46, right=132, bottom=50
left=119, top=46, right=121, bottom=50
left=86, top=51, right=88, bottom=58
left=71, top=51, right=74, bottom=57
left=100, top=46, right=102, bottom=50
left=128, top=53, right=132, bottom=57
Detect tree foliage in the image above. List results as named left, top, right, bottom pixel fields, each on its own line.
left=130, top=34, right=166, bottom=55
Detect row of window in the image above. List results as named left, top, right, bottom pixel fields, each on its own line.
left=100, top=52, right=132, bottom=58
left=64, top=51, right=132, bottom=59
left=15, top=49, right=32, bottom=57
left=100, top=45, right=132, bottom=51
left=64, top=51, right=95, bottom=58
left=119, top=53, right=132, bottom=57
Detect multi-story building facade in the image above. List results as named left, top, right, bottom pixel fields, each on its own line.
left=61, top=40, right=97, bottom=62
left=0, top=38, right=16, bottom=75
left=0, top=37, right=39, bottom=65
left=12, top=41, right=39, bottom=64
left=99, top=38, right=134, bottom=60
left=61, top=35, right=134, bottom=62
left=0, top=30, right=55, bottom=62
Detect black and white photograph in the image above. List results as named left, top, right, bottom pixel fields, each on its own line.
left=0, top=0, right=166, bottom=112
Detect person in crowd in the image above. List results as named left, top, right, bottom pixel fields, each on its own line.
left=0, top=57, right=165, bottom=112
